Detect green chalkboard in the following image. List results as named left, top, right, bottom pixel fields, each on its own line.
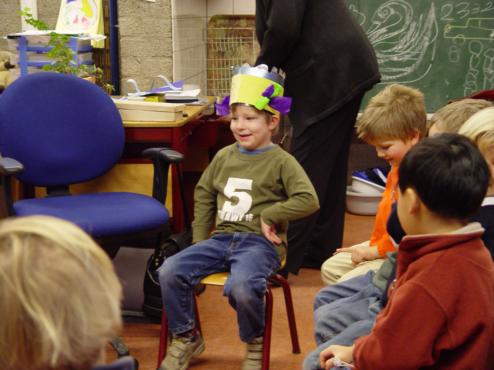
left=346, top=0, right=494, bottom=111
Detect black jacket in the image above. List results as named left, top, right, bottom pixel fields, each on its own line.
left=255, top=0, right=381, bottom=126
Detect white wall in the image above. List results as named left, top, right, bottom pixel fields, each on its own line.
left=207, top=0, right=255, bottom=16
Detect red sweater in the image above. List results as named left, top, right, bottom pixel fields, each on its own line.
left=354, top=223, right=494, bottom=370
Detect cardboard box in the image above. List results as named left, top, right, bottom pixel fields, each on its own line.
left=112, top=99, right=185, bottom=122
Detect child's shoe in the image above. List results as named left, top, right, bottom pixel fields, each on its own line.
left=159, top=333, right=205, bottom=370
left=241, top=336, right=263, bottom=370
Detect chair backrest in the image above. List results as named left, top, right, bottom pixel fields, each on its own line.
left=0, top=72, right=124, bottom=186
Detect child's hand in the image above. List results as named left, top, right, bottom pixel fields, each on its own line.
left=319, top=344, right=354, bottom=369
left=261, top=219, right=282, bottom=245
left=350, top=245, right=380, bottom=265
left=335, top=245, right=380, bottom=265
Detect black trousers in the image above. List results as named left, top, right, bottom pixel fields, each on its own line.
left=285, top=94, right=364, bottom=274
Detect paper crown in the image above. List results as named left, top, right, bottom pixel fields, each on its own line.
left=215, top=65, right=292, bottom=116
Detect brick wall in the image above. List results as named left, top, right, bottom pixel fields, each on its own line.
left=118, top=0, right=172, bottom=95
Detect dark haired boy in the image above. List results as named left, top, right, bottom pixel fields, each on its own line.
left=319, top=133, right=494, bottom=370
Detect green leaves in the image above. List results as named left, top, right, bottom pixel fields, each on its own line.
left=19, top=8, right=49, bottom=31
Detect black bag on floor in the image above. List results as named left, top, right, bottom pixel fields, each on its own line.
left=143, top=229, right=192, bottom=318
left=142, top=160, right=193, bottom=319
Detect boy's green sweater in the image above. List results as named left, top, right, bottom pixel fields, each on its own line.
left=192, top=144, right=319, bottom=253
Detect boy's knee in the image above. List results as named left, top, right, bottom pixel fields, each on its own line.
left=320, top=257, right=340, bottom=285
left=313, top=287, right=333, bottom=310
left=226, top=277, right=263, bottom=305
left=158, top=258, right=178, bottom=286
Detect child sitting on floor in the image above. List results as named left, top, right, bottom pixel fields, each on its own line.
left=321, top=84, right=427, bottom=285
left=158, top=65, right=319, bottom=370
left=319, top=133, right=494, bottom=370
left=305, top=97, right=494, bottom=369
left=428, top=98, right=492, bottom=136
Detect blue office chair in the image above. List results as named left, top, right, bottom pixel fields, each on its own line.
left=0, top=72, right=182, bottom=252
left=0, top=72, right=184, bottom=364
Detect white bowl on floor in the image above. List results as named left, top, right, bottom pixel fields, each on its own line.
left=346, top=186, right=381, bottom=215
left=351, top=176, right=385, bottom=195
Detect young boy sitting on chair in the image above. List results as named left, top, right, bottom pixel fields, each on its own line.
left=319, top=133, right=494, bottom=369
left=158, top=65, right=319, bottom=370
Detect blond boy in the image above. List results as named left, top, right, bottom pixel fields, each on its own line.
left=459, top=106, right=494, bottom=181
left=321, top=84, right=427, bottom=285
left=0, top=216, right=123, bottom=370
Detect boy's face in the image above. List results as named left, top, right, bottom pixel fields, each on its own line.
left=372, top=135, right=420, bottom=167
left=230, top=105, right=278, bottom=150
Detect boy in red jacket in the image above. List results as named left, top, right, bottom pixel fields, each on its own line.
left=319, top=133, right=494, bottom=370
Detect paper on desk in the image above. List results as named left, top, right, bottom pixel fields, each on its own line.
left=165, top=89, right=201, bottom=100
left=126, top=78, right=184, bottom=98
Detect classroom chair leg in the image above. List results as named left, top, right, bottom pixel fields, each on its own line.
left=273, top=273, right=301, bottom=353
left=262, top=288, right=274, bottom=370
left=156, top=310, right=168, bottom=370
left=156, top=276, right=299, bottom=369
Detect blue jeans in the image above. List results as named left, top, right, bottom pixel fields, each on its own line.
left=314, top=271, right=375, bottom=310
left=303, top=319, right=375, bottom=370
left=313, top=271, right=382, bottom=344
left=303, top=272, right=384, bottom=370
left=158, top=233, right=281, bottom=342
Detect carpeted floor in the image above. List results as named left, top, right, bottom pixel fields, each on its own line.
left=107, top=213, right=375, bottom=370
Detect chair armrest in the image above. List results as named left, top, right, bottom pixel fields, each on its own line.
left=142, top=148, right=184, bottom=204
left=0, top=157, right=22, bottom=218
left=142, top=148, right=184, bottom=164
left=0, top=157, right=24, bottom=175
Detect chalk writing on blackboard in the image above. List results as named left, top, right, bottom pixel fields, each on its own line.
left=365, top=1, right=437, bottom=83
left=347, top=0, right=494, bottom=110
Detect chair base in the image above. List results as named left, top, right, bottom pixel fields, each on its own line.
left=156, top=273, right=300, bottom=370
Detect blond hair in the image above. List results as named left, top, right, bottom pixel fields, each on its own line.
left=458, top=106, right=494, bottom=154
left=356, top=84, right=427, bottom=143
left=429, top=98, right=493, bottom=134
left=0, top=216, right=122, bottom=370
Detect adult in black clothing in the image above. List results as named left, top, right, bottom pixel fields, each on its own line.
left=255, top=0, right=381, bottom=274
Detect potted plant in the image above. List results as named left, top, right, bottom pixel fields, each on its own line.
left=19, top=8, right=113, bottom=93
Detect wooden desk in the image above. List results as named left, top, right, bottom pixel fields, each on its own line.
left=123, top=99, right=215, bottom=154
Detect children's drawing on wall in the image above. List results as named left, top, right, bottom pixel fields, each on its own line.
left=56, top=0, right=103, bottom=35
